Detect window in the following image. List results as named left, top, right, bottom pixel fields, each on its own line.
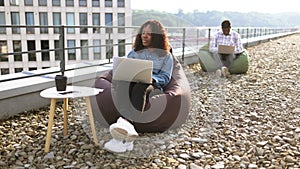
left=92, top=13, right=100, bottom=33
left=79, top=13, right=88, bottom=33
left=117, top=0, right=125, bottom=7
left=41, top=40, right=49, bottom=61
left=24, top=0, right=33, bottom=6
left=105, top=13, right=113, bottom=33
left=0, top=0, right=4, bottom=6
left=66, top=0, right=74, bottom=6
left=67, top=40, right=76, bottom=60
left=92, top=0, right=99, bottom=7
left=27, top=40, right=36, bottom=61
left=29, top=67, right=37, bottom=71
left=10, top=0, right=19, bottom=5
left=117, top=13, right=125, bottom=33
left=66, top=13, right=75, bottom=34
left=118, top=39, right=125, bottom=57
left=0, top=12, right=6, bottom=34
left=0, top=41, right=8, bottom=62
left=79, top=0, right=87, bottom=6
left=93, top=40, right=101, bottom=60
left=25, top=12, right=35, bottom=34
left=15, top=68, right=23, bottom=73
left=81, top=40, right=88, bottom=60
left=11, top=12, right=20, bottom=34
left=39, top=0, right=47, bottom=6
left=52, top=0, right=60, bottom=6
left=105, top=0, right=112, bottom=7
left=1, top=68, right=9, bottom=75
left=54, top=40, right=60, bottom=60
left=13, top=40, right=22, bottom=61
left=39, top=12, right=48, bottom=33
left=53, top=13, right=61, bottom=33
left=106, top=39, right=113, bottom=59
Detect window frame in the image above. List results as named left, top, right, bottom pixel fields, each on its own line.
left=39, top=12, right=49, bottom=34
left=25, top=12, right=35, bottom=34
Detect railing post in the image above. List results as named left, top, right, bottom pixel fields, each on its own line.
left=108, top=31, right=112, bottom=63
left=246, top=28, right=249, bottom=48
left=181, top=28, right=186, bottom=62
left=196, top=28, right=199, bottom=49
left=264, top=28, right=266, bottom=36
left=260, top=28, right=262, bottom=37
left=208, top=28, right=211, bottom=47
left=246, top=28, right=249, bottom=40
left=59, top=25, right=65, bottom=76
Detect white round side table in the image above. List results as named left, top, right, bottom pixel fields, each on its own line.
left=40, top=86, right=103, bottom=153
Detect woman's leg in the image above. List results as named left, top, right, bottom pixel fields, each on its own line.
left=129, top=82, right=154, bottom=112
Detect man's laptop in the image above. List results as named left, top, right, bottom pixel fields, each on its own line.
left=218, top=44, right=235, bottom=54
left=112, top=57, right=153, bottom=84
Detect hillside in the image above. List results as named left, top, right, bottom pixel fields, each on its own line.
left=132, top=10, right=300, bottom=28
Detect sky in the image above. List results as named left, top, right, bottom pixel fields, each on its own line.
left=131, top=0, right=300, bottom=14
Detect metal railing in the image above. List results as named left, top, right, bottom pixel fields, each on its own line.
left=0, top=25, right=299, bottom=82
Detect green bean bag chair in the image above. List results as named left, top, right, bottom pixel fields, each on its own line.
left=229, top=50, right=249, bottom=74
left=198, top=44, right=249, bottom=74
left=198, top=49, right=218, bottom=72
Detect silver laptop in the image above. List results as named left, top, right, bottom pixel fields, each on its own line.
left=112, top=57, right=153, bottom=84
left=218, top=44, right=235, bottom=54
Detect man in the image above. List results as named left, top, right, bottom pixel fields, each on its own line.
left=209, top=20, right=243, bottom=77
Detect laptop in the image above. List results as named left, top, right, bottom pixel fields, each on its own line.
left=218, top=44, right=235, bottom=54
left=112, top=57, right=153, bottom=84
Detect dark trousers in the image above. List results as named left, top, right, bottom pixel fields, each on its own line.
left=112, top=80, right=156, bottom=120
left=129, top=82, right=154, bottom=111
left=212, top=52, right=236, bottom=69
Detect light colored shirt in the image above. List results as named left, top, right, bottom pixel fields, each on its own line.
left=209, top=30, right=243, bottom=54
left=127, top=49, right=173, bottom=88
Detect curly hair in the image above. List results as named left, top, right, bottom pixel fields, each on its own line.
left=133, top=20, right=170, bottom=57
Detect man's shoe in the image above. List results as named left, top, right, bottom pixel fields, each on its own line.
left=221, top=67, right=230, bottom=78
left=215, top=69, right=222, bottom=77
left=104, top=139, right=134, bottom=153
left=110, top=117, right=139, bottom=142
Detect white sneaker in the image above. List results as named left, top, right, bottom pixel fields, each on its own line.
left=110, top=117, right=139, bottom=142
left=221, top=66, right=230, bottom=78
left=104, top=139, right=134, bottom=153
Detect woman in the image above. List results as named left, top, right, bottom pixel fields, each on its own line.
left=104, top=20, right=174, bottom=153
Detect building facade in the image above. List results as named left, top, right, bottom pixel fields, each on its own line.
left=0, top=0, right=132, bottom=75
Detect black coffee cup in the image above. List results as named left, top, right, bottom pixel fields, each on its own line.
left=55, top=75, right=67, bottom=91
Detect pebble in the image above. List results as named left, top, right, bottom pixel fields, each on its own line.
left=190, top=163, right=203, bottom=169
left=248, top=164, right=258, bottom=169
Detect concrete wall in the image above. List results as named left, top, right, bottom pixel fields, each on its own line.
left=0, top=61, right=112, bottom=119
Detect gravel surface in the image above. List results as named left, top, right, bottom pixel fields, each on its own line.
left=1, top=34, right=300, bottom=169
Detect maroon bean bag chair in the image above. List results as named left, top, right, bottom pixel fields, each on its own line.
left=91, top=55, right=191, bottom=133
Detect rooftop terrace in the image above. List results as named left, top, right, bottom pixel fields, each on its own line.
left=0, top=26, right=298, bottom=119
left=0, top=31, right=299, bottom=168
